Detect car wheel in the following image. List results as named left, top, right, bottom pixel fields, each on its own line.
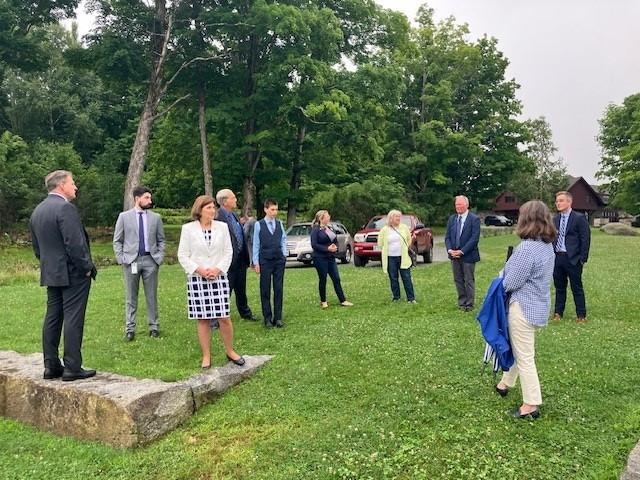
left=424, top=244, right=433, bottom=263
left=353, top=254, right=367, bottom=267
left=341, top=246, right=352, bottom=264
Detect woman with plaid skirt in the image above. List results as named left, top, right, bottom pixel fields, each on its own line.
left=178, top=195, right=245, bottom=368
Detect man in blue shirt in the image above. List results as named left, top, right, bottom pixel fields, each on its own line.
left=445, top=195, right=481, bottom=311
left=253, top=199, right=287, bottom=328
left=552, top=191, right=591, bottom=323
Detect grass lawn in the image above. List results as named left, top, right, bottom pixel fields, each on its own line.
left=0, top=230, right=639, bottom=479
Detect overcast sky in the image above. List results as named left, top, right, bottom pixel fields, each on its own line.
left=376, top=0, right=640, bottom=183
left=72, top=1, right=640, bottom=184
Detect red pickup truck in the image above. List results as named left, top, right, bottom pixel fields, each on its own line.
left=352, top=214, right=434, bottom=267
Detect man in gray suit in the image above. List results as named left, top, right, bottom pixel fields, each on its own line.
left=30, top=170, right=97, bottom=381
left=113, top=186, right=165, bottom=341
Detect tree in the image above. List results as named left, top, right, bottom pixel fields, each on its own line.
left=597, top=93, right=640, bottom=213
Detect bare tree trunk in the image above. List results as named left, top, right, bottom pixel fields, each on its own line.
left=198, top=87, right=213, bottom=196
left=287, top=124, right=306, bottom=227
left=123, top=0, right=169, bottom=210
left=241, top=33, right=260, bottom=217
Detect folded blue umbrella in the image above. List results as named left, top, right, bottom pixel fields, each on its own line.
left=476, top=277, right=514, bottom=373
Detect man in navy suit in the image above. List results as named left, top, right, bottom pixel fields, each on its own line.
left=553, top=191, right=591, bottom=323
left=215, top=189, right=256, bottom=321
left=445, top=195, right=481, bottom=311
left=29, top=170, right=97, bottom=381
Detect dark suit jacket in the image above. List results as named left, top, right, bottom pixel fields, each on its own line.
left=445, top=212, right=481, bottom=263
left=311, top=225, right=338, bottom=258
left=216, top=207, right=250, bottom=268
left=554, top=210, right=590, bottom=265
left=29, top=194, right=96, bottom=287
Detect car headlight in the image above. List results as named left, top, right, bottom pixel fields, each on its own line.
left=354, top=233, right=365, bottom=242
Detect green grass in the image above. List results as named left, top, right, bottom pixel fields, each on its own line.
left=1, top=231, right=639, bottom=479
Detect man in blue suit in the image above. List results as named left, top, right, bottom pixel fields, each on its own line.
left=552, top=191, right=591, bottom=323
left=445, top=195, right=481, bottom=311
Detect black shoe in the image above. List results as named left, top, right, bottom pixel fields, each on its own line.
left=149, top=330, right=159, bottom=338
left=62, top=368, right=97, bottom=382
left=43, top=366, right=64, bottom=380
left=125, top=332, right=135, bottom=342
left=241, top=313, right=258, bottom=321
left=226, top=354, right=246, bottom=366
left=495, top=385, right=509, bottom=397
left=264, top=322, right=273, bottom=329
left=275, top=320, right=284, bottom=328
left=511, top=407, right=540, bottom=419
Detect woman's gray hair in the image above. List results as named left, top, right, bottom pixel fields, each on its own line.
left=386, top=209, right=402, bottom=225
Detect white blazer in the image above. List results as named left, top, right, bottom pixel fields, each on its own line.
left=177, top=220, right=233, bottom=275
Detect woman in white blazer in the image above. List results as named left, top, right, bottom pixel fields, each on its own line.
left=178, top=195, right=245, bottom=368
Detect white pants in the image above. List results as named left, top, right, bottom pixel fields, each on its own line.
left=500, top=302, right=542, bottom=405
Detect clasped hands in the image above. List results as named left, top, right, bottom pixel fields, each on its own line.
left=448, top=249, right=464, bottom=258
left=328, top=244, right=338, bottom=253
left=196, top=266, right=221, bottom=280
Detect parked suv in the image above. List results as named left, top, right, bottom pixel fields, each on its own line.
left=484, top=214, right=514, bottom=227
left=285, top=222, right=353, bottom=265
left=352, top=214, right=433, bottom=267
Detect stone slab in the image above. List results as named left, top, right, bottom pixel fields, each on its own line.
left=0, top=351, right=272, bottom=447
left=622, top=441, right=640, bottom=480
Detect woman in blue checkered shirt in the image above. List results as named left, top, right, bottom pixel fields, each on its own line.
left=495, top=200, right=557, bottom=419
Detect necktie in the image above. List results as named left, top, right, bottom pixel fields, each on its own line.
left=269, top=221, right=275, bottom=234
left=455, top=216, right=462, bottom=248
left=558, top=215, right=567, bottom=251
left=138, top=212, right=146, bottom=255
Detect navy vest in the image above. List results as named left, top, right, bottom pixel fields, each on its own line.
left=259, top=218, right=284, bottom=262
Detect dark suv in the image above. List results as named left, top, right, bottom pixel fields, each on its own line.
left=484, top=214, right=514, bottom=227
left=352, top=214, right=433, bottom=267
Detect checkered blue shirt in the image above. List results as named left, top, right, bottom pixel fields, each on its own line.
left=503, top=239, right=555, bottom=326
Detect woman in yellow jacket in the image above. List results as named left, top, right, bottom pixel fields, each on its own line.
left=377, top=210, right=416, bottom=303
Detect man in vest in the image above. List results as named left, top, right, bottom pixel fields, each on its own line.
left=252, top=199, right=287, bottom=328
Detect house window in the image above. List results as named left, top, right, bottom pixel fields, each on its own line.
left=505, top=195, right=515, bottom=203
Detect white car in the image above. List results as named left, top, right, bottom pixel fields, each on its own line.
left=285, top=222, right=353, bottom=265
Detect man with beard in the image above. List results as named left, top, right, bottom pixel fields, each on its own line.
left=113, top=186, right=166, bottom=340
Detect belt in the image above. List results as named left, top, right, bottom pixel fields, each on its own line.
left=556, top=252, right=567, bottom=256
left=138, top=252, right=151, bottom=256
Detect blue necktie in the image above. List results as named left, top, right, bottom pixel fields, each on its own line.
left=455, top=216, right=462, bottom=248
left=138, top=212, right=146, bottom=255
left=269, top=221, right=275, bottom=234
left=558, top=215, right=567, bottom=251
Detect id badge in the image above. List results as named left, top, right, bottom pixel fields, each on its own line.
left=131, top=261, right=138, bottom=274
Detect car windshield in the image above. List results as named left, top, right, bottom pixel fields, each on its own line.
left=286, top=224, right=312, bottom=236
left=366, top=216, right=412, bottom=229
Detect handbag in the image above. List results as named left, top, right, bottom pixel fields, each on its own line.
left=390, top=225, right=418, bottom=267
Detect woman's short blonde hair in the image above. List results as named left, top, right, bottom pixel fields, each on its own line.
left=516, top=200, right=557, bottom=243
left=386, top=209, right=402, bottom=225
left=313, top=210, right=329, bottom=226
left=191, top=195, right=216, bottom=220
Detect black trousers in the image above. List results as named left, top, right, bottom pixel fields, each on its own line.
left=227, top=261, right=252, bottom=318
left=43, top=278, right=91, bottom=371
left=259, top=258, right=285, bottom=324
left=313, top=255, right=346, bottom=303
left=553, top=254, right=586, bottom=317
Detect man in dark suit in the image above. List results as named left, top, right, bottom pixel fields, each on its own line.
left=29, top=170, right=97, bottom=381
left=445, top=195, right=481, bottom=311
left=113, top=186, right=166, bottom=341
left=215, top=189, right=256, bottom=321
left=553, top=191, right=591, bottom=323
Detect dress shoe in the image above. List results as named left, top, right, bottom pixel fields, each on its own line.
left=510, top=407, right=540, bottom=419
left=576, top=316, right=587, bottom=324
left=552, top=313, right=562, bottom=321
left=275, top=320, right=284, bottom=328
left=340, top=301, right=354, bottom=307
left=321, top=301, right=329, bottom=309
left=125, top=332, right=135, bottom=342
left=464, top=306, right=474, bottom=312
left=226, top=354, right=246, bottom=366
left=264, top=321, right=273, bottom=329
left=495, top=385, right=509, bottom=397
left=201, top=364, right=211, bottom=370
left=241, top=313, right=258, bottom=321
left=43, top=366, right=64, bottom=380
left=62, top=368, right=97, bottom=382
left=149, top=330, right=160, bottom=338
left=408, top=300, right=417, bottom=304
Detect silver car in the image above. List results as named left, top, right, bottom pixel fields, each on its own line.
left=285, top=222, right=353, bottom=265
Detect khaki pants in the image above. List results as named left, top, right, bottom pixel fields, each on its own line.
left=500, top=302, right=542, bottom=405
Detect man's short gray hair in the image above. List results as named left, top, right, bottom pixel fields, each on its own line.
left=216, top=188, right=234, bottom=207
left=45, top=170, right=72, bottom=192
left=455, top=195, right=469, bottom=207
